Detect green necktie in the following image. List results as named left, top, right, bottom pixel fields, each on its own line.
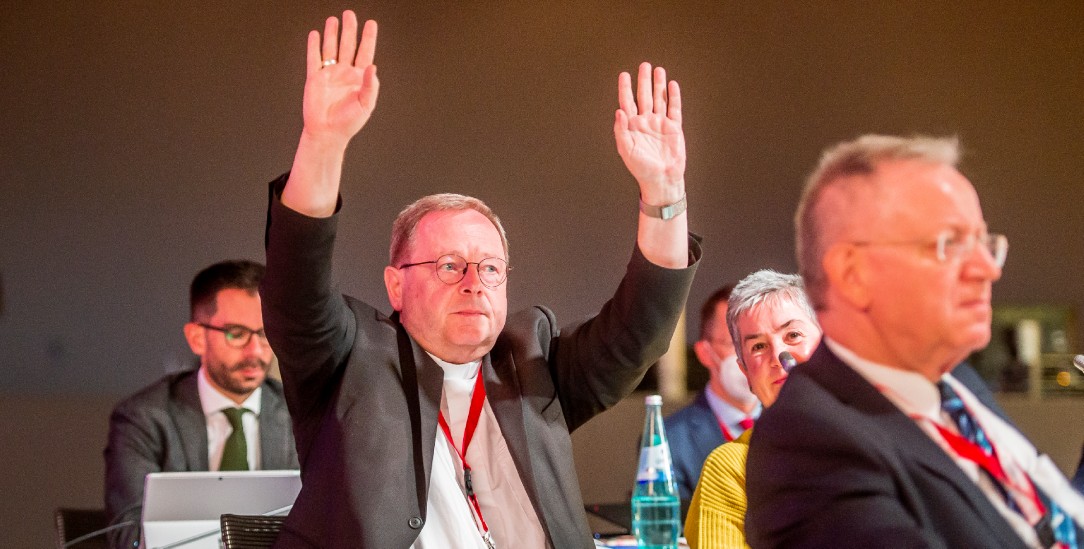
left=220, top=407, right=250, bottom=471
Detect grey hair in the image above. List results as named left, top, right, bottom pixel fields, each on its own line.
left=389, top=193, right=510, bottom=266
left=726, top=269, right=817, bottom=364
left=795, top=134, right=960, bottom=308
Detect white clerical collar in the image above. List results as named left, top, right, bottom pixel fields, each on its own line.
left=427, top=353, right=482, bottom=381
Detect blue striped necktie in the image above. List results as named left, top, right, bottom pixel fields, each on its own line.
left=939, top=381, right=1077, bottom=548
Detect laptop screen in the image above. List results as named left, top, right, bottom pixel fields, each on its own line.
left=141, top=470, right=301, bottom=549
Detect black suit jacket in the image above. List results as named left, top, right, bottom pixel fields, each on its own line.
left=103, top=369, right=298, bottom=549
left=261, top=179, right=700, bottom=548
left=745, top=343, right=1028, bottom=548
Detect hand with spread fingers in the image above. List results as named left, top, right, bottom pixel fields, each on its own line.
left=615, top=62, right=689, bottom=269
left=614, top=62, right=686, bottom=207
left=303, top=10, right=379, bottom=146
left=284, top=10, right=379, bottom=217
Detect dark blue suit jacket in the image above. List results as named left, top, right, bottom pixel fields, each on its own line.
left=664, top=390, right=727, bottom=503
left=1072, top=445, right=1084, bottom=494
left=747, top=344, right=1028, bottom=548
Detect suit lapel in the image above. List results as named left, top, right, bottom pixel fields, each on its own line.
left=482, top=351, right=533, bottom=494
left=171, top=372, right=210, bottom=470
left=395, top=320, right=443, bottom=517
left=690, top=392, right=725, bottom=450
left=806, top=345, right=1025, bottom=543
left=258, top=384, right=290, bottom=469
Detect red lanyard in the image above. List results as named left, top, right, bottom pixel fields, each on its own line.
left=873, top=379, right=1053, bottom=539
left=716, top=416, right=753, bottom=442
left=932, top=421, right=1046, bottom=524
left=437, top=371, right=492, bottom=543
left=717, top=418, right=735, bottom=442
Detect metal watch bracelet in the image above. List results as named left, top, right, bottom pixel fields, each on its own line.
left=638, top=194, right=687, bottom=220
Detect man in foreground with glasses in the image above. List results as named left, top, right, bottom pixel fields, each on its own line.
left=745, top=135, right=1084, bottom=547
left=260, top=10, right=698, bottom=548
left=104, top=260, right=298, bottom=549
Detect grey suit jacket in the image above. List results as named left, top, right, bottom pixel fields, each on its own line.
left=103, top=369, right=298, bottom=549
left=261, top=177, right=700, bottom=548
left=745, top=343, right=1027, bottom=548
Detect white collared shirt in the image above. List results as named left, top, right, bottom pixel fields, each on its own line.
left=703, top=389, right=760, bottom=440
left=197, top=366, right=263, bottom=471
left=411, top=356, right=549, bottom=549
left=825, top=338, right=1084, bottom=548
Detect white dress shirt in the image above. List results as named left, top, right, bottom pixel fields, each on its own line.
left=825, top=338, right=1084, bottom=548
left=197, top=366, right=263, bottom=471
left=703, top=388, right=760, bottom=440
left=412, top=356, right=548, bottom=549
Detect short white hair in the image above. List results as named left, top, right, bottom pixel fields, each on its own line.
left=794, top=134, right=960, bottom=308
left=726, top=269, right=817, bottom=365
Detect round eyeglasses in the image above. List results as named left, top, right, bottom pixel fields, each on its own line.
left=399, top=254, right=509, bottom=288
left=198, top=323, right=268, bottom=348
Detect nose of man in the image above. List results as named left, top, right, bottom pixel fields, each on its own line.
left=242, top=332, right=271, bottom=356
left=967, top=243, right=1003, bottom=282
left=458, top=264, right=486, bottom=293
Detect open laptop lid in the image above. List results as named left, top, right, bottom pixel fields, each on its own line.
left=141, top=470, right=300, bottom=549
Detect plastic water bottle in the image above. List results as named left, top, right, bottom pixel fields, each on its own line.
left=632, top=394, right=680, bottom=548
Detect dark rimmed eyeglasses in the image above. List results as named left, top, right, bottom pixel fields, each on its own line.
left=198, top=323, right=268, bottom=348
left=399, top=254, right=509, bottom=288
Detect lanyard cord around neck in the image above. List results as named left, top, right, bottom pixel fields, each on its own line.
left=877, top=378, right=1059, bottom=546
left=437, top=371, right=493, bottom=545
left=874, top=378, right=1045, bottom=520
left=716, top=415, right=754, bottom=442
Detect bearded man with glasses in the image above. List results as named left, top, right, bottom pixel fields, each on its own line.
left=103, top=260, right=299, bottom=549
left=745, top=135, right=1084, bottom=548
left=259, top=10, right=699, bottom=549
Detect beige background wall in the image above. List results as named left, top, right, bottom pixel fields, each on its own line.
left=2, top=1, right=1082, bottom=547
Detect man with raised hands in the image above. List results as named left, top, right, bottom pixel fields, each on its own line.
left=260, top=10, right=700, bottom=548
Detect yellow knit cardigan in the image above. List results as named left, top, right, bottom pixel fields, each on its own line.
left=683, top=428, right=752, bottom=549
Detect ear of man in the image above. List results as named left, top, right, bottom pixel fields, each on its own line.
left=822, top=243, right=874, bottom=311
left=692, top=339, right=716, bottom=370
left=183, top=322, right=208, bottom=356
left=383, top=266, right=405, bottom=311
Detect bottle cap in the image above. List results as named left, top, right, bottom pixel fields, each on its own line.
left=645, top=394, right=662, bottom=406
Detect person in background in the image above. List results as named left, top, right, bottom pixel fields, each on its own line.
left=665, top=284, right=759, bottom=504
left=259, top=10, right=699, bottom=548
left=684, top=270, right=820, bottom=549
left=103, top=260, right=298, bottom=549
left=746, top=134, right=1084, bottom=547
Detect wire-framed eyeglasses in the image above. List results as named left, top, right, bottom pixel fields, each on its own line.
left=198, top=323, right=268, bottom=348
left=399, top=254, right=509, bottom=288
left=849, top=230, right=1008, bottom=268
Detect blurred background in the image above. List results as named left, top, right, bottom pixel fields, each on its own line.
left=1, top=1, right=1082, bottom=546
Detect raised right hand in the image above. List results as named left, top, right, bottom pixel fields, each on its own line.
left=301, top=10, right=379, bottom=148
left=283, top=10, right=379, bottom=217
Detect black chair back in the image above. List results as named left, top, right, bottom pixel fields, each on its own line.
left=54, top=508, right=109, bottom=549
left=219, top=513, right=287, bottom=549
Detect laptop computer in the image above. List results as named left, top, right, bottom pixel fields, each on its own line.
left=141, top=470, right=301, bottom=549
